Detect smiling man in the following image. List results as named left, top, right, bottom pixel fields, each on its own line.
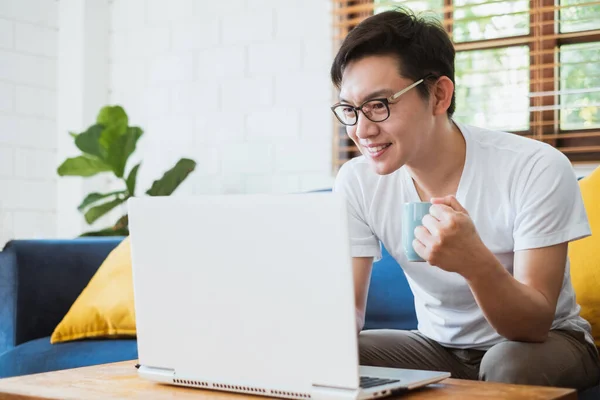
left=330, top=7, right=600, bottom=390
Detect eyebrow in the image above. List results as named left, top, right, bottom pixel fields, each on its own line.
left=339, top=89, right=392, bottom=104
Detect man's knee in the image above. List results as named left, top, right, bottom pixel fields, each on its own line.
left=481, top=331, right=600, bottom=390
left=479, top=341, right=549, bottom=385
left=358, top=330, right=390, bottom=366
left=357, top=330, right=427, bottom=368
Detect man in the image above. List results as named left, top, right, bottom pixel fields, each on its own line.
left=330, top=7, right=600, bottom=390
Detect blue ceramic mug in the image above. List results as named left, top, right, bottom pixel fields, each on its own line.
left=402, top=202, right=432, bottom=262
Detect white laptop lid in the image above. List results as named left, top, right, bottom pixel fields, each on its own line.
left=128, top=193, right=360, bottom=394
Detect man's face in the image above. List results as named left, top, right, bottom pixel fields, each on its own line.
left=338, top=55, right=432, bottom=175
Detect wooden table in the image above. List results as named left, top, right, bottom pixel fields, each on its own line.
left=0, top=360, right=577, bottom=400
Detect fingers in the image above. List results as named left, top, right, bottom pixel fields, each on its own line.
left=428, top=204, right=453, bottom=222
left=414, top=225, right=434, bottom=247
left=429, top=196, right=469, bottom=223
left=421, top=213, right=442, bottom=237
left=430, top=195, right=468, bottom=214
left=412, top=238, right=427, bottom=259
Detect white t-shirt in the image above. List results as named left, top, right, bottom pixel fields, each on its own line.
left=333, top=121, right=593, bottom=350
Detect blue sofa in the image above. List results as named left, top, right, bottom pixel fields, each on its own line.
left=0, top=238, right=137, bottom=378
left=0, top=237, right=598, bottom=398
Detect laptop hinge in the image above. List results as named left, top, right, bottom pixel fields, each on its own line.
left=311, top=385, right=359, bottom=400
left=137, top=365, right=176, bottom=383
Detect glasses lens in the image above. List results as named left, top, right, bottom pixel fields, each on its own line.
left=362, top=100, right=389, bottom=122
left=333, top=105, right=357, bottom=125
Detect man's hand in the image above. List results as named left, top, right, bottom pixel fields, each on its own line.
left=412, top=195, right=486, bottom=277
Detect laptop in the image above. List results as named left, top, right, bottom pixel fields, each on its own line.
left=128, top=193, right=450, bottom=399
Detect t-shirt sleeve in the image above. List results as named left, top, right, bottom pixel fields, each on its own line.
left=513, top=147, right=591, bottom=251
left=333, top=162, right=382, bottom=261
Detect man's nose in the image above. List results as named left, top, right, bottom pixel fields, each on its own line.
left=354, top=112, right=378, bottom=139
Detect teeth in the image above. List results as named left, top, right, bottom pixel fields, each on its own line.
left=367, top=144, right=389, bottom=153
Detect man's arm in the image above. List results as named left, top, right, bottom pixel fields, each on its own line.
left=414, top=195, right=567, bottom=342
left=353, top=257, right=373, bottom=333
left=463, top=243, right=566, bottom=342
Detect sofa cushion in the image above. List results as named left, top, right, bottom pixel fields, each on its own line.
left=364, top=245, right=417, bottom=330
left=51, top=237, right=136, bottom=344
left=0, top=238, right=125, bottom=349
left=569, top=166, right=600, bottom=347
left=0, top=337, right=138, bottom=378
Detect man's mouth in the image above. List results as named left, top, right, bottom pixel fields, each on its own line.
left=365, top=143, right=392, bottom=154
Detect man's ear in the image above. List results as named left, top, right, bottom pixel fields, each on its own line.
left=431, top=76, right=454, bottom=116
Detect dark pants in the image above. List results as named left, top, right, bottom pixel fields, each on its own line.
left=359, top=329, right=600, bottom=390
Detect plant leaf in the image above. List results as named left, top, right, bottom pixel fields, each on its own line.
left=80, top=214, right=129, bottom=236
left=57, top=156, right=112, bottom=177
left=77, top=190, right=128, bottom=212
left=114, top=214, right=129, bottom=230
left=97, top=105, right=128, bottom=132
left=97, top=105, right=129, bottom=150
left=69, top=131, right=79, bottom=139
left=126, top=163, right=141, bottom=196
left=106, top=127, right=143, bottom=178
left=146, top=158, right=197, bottom=196
left=79, top=226, right=129, bottom=237
left=99, top=126, right=123, bottom=152
left=84, top=197, right=126, bottom=225
left=79, top=214, right=130, bottom=237
left=74, top=124, right=106, bottom=159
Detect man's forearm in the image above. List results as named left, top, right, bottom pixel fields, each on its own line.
left=463, top=249, right=554, bottom=342
left=356, top=308, right=365, bottom=333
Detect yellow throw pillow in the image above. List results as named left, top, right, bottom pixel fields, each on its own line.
left=569, top=167, right=600, bottom=348
left=51, top=237, right=136, bottom=344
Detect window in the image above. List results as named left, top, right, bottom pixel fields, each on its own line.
left=332, top=0, right=600, bottom=169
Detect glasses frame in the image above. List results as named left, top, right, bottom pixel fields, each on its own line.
left=331, top=75, right=433, bottom=126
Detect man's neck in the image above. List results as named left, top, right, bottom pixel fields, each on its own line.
left=406, top=119, right=466, bottom=202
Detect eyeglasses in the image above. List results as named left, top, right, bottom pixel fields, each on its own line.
left=331, top=77, right=428, bottom=126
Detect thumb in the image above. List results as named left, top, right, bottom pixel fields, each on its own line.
left=431, top=195, right=468, bottom=214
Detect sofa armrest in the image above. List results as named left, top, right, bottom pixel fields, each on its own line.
left=0, top=249, right=17, bottom=355
left=0, top=237, right=124, bottom=350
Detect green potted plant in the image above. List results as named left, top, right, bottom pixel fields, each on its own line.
left=57, top=105, right=196, bottom=236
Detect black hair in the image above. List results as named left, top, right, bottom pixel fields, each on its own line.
left=330, top=7, right=456, bottom=116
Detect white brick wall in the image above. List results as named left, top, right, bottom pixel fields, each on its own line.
left=0, top=19, right=13, bottom=49
left=0, top=82, right=14, bottom=112
left=14, top=148, right=57, bottom=180
left=15, top=22, right=57, bottom=57
left=15, top=86, right=56, bottom=118
left=0, top=0, right=336, bottom=245
left=0, top=51, right=56, bottom=88
left=0, top=0, right=58, bottom=246
left=0, top=147, right=14, bottom=177
left=109, top=0, right=335, bottom=197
